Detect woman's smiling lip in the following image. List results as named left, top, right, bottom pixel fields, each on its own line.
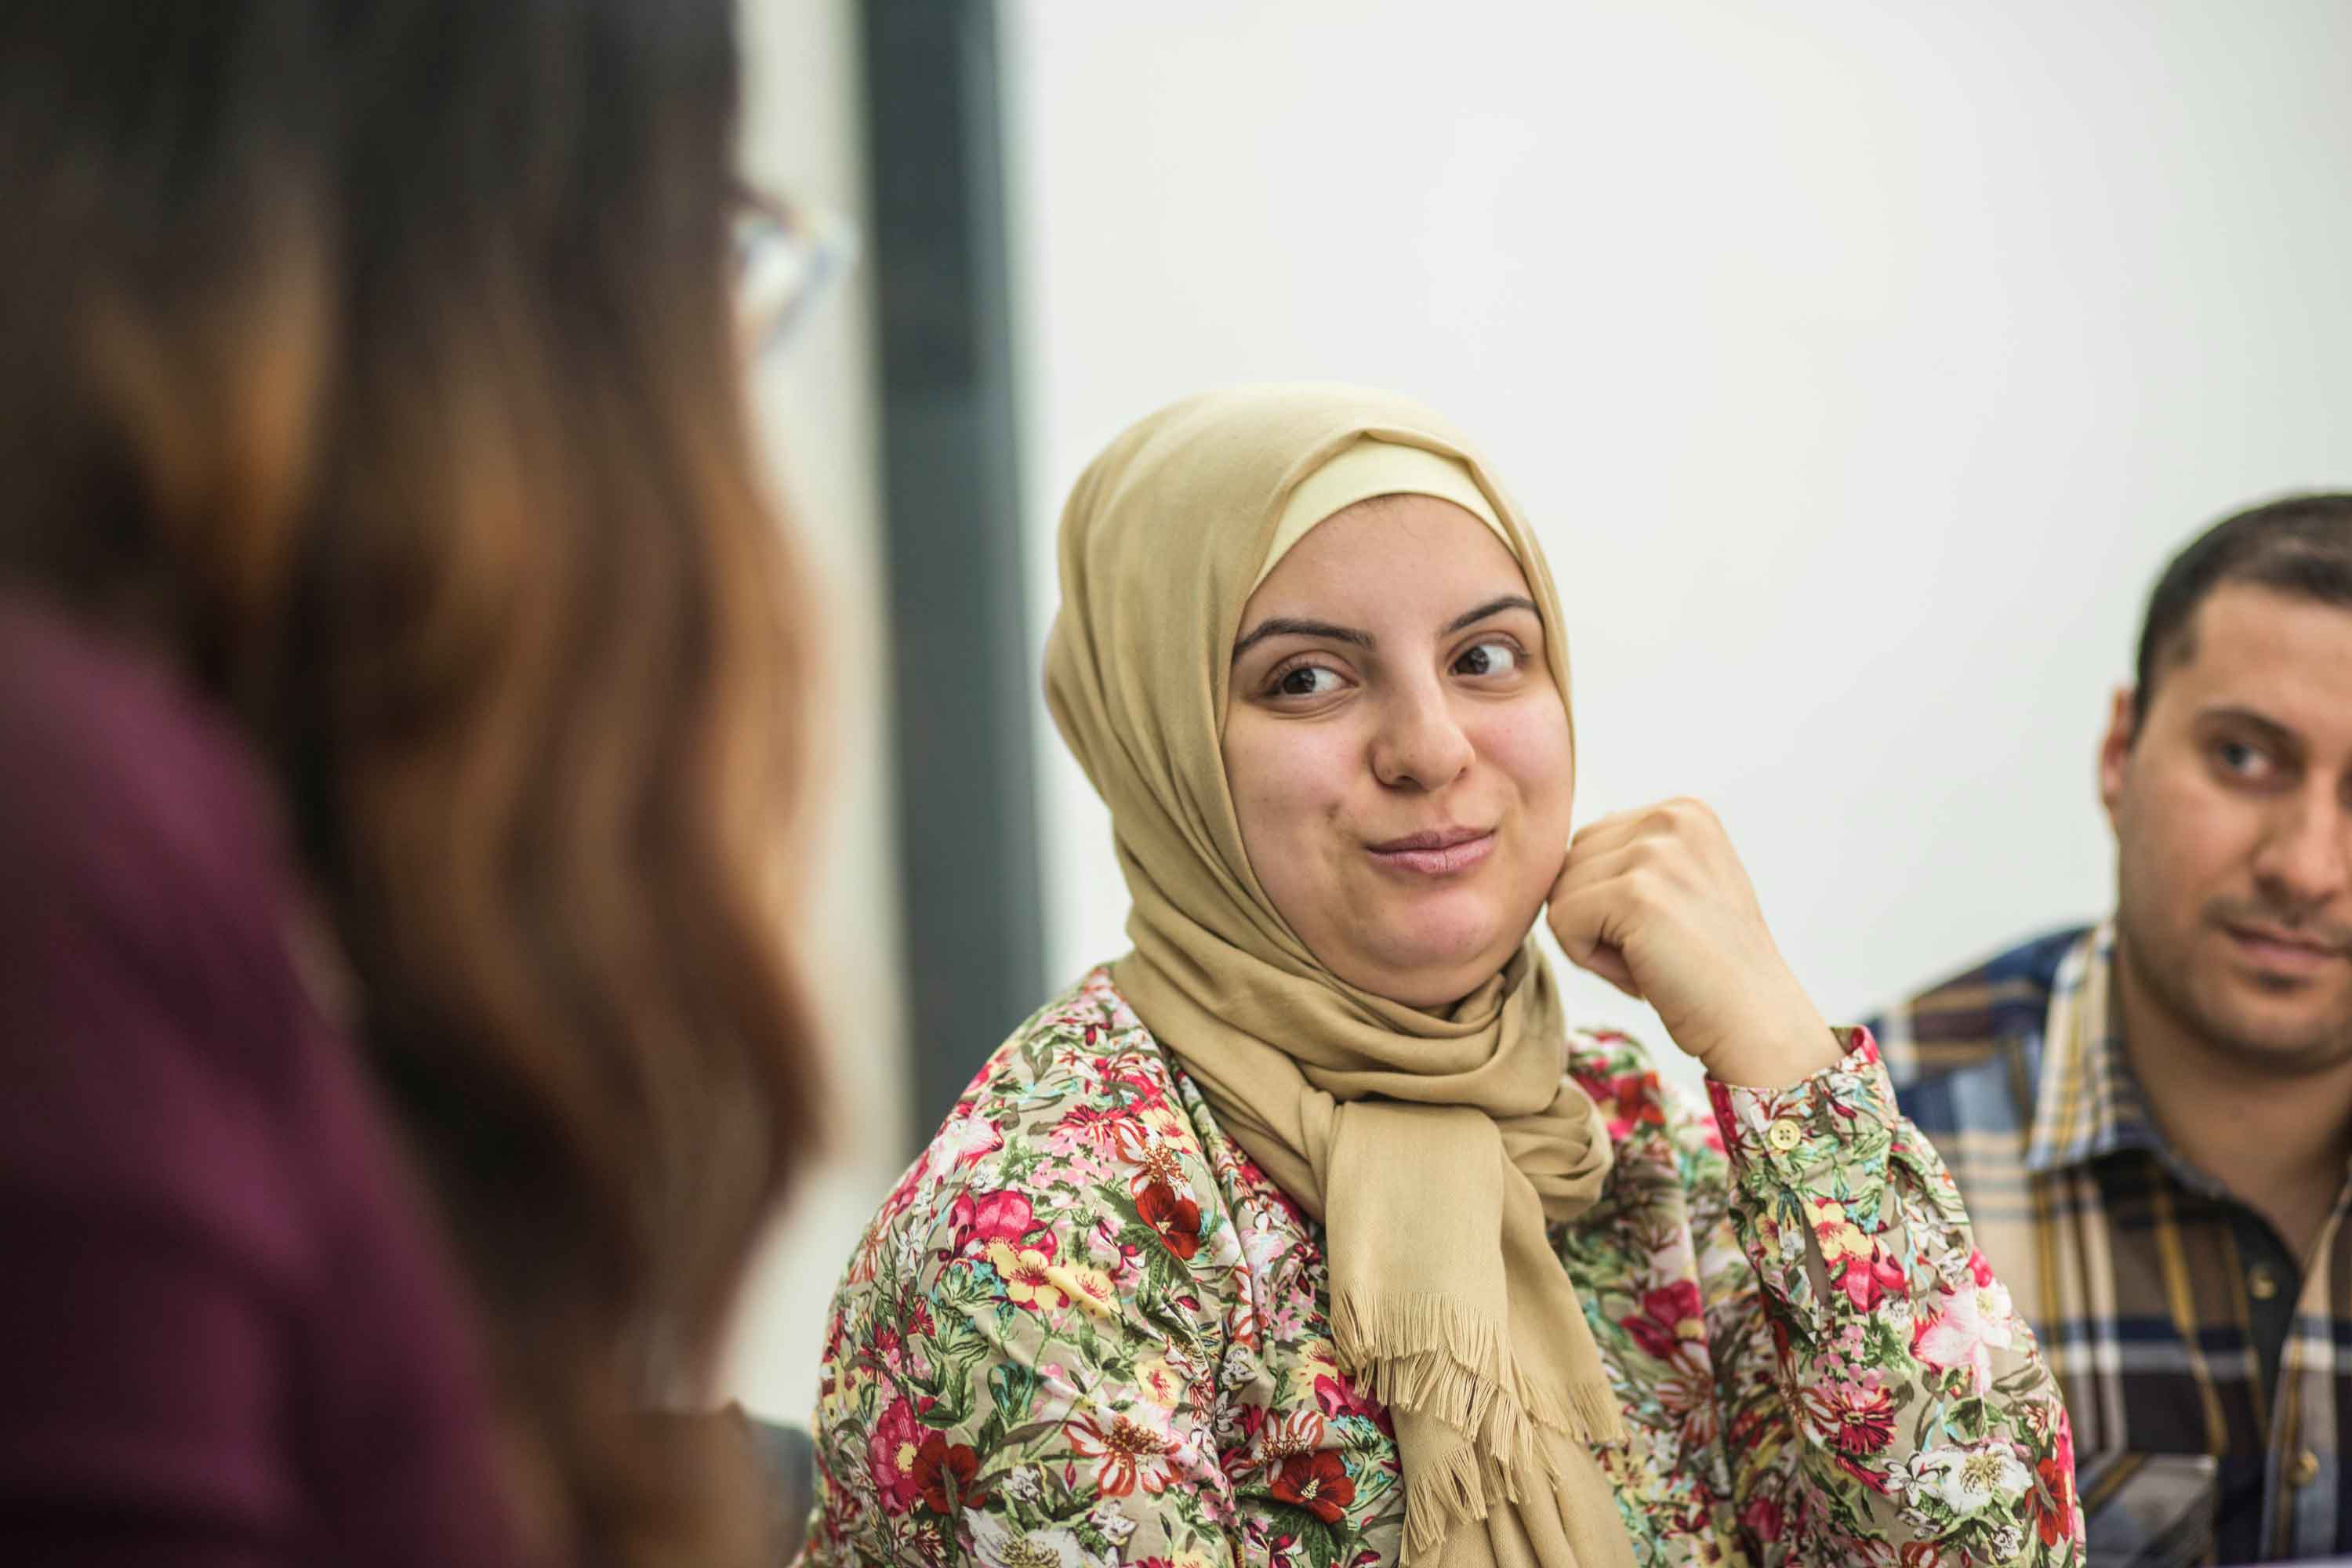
left=1366, top=826, right=1495, bottom=877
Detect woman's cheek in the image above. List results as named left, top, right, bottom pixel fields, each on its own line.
left=1472, top=700, right=1575, bottom=811
left=1226, top=716, right=1354, bottom=859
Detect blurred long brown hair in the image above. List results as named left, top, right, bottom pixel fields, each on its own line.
left=0, top=2, right=822, bottom=1562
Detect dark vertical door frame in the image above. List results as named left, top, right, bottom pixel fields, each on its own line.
left=858, top=0, right=1044, bottom=1150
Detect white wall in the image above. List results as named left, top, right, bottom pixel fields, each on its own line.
left=724, top=0, right=905, bottom=1425
left=1001, top=0, right=2352, bottom=1094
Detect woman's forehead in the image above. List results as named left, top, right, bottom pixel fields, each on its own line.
left=1240, top=495, right=1537, bottom=626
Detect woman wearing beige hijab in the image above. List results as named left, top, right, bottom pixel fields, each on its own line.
left=804, top=387, right=2080, bottom=1568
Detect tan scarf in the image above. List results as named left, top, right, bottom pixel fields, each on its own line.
left=1042, top=384, right=1635, bottom=1568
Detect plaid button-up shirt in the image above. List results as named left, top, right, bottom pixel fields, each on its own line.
left=1871, top=923, right=2350, bottom=1565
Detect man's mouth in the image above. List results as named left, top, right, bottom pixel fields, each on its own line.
left=2220, top=920, right=2351, bottom=974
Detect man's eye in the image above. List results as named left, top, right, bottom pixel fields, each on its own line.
left=1454, top=641, right=1520, bottom=678
left=2218, top=739, right=2267, bottom=775
left=1274, top=666, right=1344, bottom=698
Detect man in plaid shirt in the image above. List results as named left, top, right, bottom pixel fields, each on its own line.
left=1871, top=494, right=2352, bottom=1565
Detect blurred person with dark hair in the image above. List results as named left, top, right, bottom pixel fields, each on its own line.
left=1872, top=495, right=2352, bottom=1563
left=0, top=2, right=826, bottom=1563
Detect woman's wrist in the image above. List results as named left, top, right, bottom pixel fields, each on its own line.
left=1701, top=1004, right=1843, bottom=1091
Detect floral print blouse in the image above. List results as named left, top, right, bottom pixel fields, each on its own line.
left=803, top=969, right=2082, bottom=1568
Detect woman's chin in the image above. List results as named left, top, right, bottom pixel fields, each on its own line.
left=1341, top=924, right=1526, bottom=1011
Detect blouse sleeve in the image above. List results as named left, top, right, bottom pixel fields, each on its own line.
left=803, top=1058, right=1240, bottom=1568
left=1699, top=1031, right=2082, bottom=1567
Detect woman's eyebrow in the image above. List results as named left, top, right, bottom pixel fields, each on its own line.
left=1231, top=617, right=1375, bottom=660
left=1442, top=595, right=1540, bottom=635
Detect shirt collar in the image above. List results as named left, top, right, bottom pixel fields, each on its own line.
left=2022, top=922, right=2176, bottom=1175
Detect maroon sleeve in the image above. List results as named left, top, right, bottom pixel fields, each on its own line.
left=0, top=597, right=522, bottom=1566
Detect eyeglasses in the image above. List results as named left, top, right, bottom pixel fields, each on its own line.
left=732, top=185, right=856, bottom=358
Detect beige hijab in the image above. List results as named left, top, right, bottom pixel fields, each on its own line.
left=1043, top=385, right=1635, bottom=1568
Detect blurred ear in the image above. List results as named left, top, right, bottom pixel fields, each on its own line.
left=2098, top=686, right=2136, bottom=829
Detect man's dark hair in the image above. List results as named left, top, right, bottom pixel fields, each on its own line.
left=2133, top=493, right=2352, bottom=727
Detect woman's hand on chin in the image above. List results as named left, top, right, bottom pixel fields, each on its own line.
left=1544, top=797, right=1842, bottom=1091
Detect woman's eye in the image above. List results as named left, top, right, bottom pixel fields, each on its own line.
left=1273, top=665, right=1345, bottom=699
left=1454, top=640, right=1521, bottom=678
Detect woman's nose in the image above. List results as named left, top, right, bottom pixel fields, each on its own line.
left=1369, top=681, right=1475, bottom=791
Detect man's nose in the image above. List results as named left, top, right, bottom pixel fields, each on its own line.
left=2252, top=786, right=2352, bottom=911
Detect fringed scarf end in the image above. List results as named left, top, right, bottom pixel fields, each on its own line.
left=1395, top=1440, right=1490, bottom=1568
left=1570, top=1370, right=1627, bottom=1447
left=1331, top=1290, right=1624, bottom=1448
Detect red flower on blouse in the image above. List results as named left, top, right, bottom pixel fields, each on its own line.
left=2034, top=1457, right=2074, bottom=1548
left=1269, top=1450, right=1356, bottom=1524
left=1803, top=1377, right=1896, bottom=1459
left=1619, top=1279, right=1705, bottom=1363
left=1138, top=1180, right=1202, bottom=1260
left=2034, top=1411, right=2077, bottom=1548
left=1833, top=1243, right=1908, bottom=1314
left=911, top=1432, right=985, bottom=1515
left=946, top=1189, right=1051, bottom=1261
left=1573, top=1066, right=1668, bottom=1142
left=865, top=1396, right=924, bottom=1512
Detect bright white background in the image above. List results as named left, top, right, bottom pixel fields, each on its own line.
left=725, top=0, right=906, bottom=1425
left=1000, top=0, right=2352, bottom=1093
